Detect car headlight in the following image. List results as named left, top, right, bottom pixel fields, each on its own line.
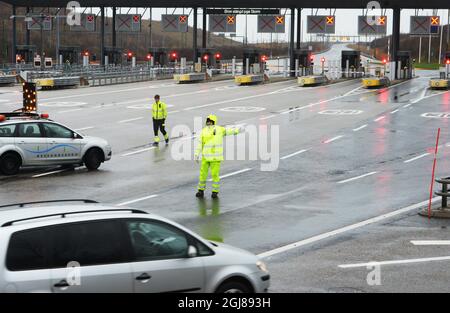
left=256, top=261, right=269, bottom=273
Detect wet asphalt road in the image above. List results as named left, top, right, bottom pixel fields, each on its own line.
left=1, top=63, right=450, bottom=292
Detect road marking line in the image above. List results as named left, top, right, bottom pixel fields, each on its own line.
left=117, top=194, right=158, bottom=206
left=410, top=90, right=448, bottom=104
left=168, top=110, right=180, bottom=114
left=32, top=169, right=68, bottom=178
left=337, top=171, right=377, bottom=184
left=74, top=126, right=95, bottom=132
left=280, top=149, right=309, bottom=160
left=390, top=109, right=399, bottom=114
left=58, top=108, right=83, bottom=114
left=403, top=103, right=412, bottom=108
left=258, top=197, right=440, bottom=259
left=323, top=135, right=343, bottom=144
left=260, top=114, right=276, bottom=120
left=208, top=168, right=252, bottom=181
left=374, top=116, right=386, bottom=122
left=411, top=240, right=450, bottom=245
left=353, top=124, right=367, bottom=132
left=339, top=255, right=450, bottom=269
left=118, top=117, right=144, bottom=124
left=121, top=146, right=156, bottom=157
left=404, top=153, right=430, bottom=163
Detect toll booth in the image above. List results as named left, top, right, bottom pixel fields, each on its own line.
left=103, top=47, right=122, bottom=65
left=15, top=45, right=36, bottom=63
left=341, top=50, right=361, bottom=78
left=243, top=49, right=262, bottom=75
left=149, top=48, right=168, bottom=67
left=293, top=49, right=312, bottom=76
left=396, top=51, right=412, bottom=80
left=58, top=46, right=81, bottom=65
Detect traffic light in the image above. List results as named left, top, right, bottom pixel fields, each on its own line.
left=202, top=54, right=209, bottom=62
left=260, top=55, right=268, bottom=63
left=446, top=59, right=450, bottom=65
left=169, top=51, right=178, bottom=62
left=23, top=82, right=37, bottom=112
left=146, top=53, right=152, bottom=61
left=321, top=57, right=325, bottom=63
left=214, top=53, right=222, bottom=63
left=310, top=55, right=314, bottom=66
left=83, top=50, right=89, bottom=57
left=126, top=51, right=133, bottom=62
left=16, top=54, right=22, bottom=63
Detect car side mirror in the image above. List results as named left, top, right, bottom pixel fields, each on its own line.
left=187, top=245, right=198, bottom=258
left=72, top=132, right=82, bottom=139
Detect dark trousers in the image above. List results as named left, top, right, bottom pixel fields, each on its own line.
left=153, top=118, right=167, bottom=137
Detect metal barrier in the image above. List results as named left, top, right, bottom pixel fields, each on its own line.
left=435, top=177, right=450, bottom=209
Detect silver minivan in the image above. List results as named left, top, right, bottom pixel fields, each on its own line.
left=0, top=200, right=270, bottom=293
left=0, top=112, right=112, bottom=175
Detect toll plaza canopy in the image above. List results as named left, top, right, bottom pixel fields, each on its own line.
left=1, top=0, right=448, bottom=8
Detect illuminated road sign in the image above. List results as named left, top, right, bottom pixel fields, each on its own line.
left=209, top=15, right=236, bottom=33
left=307, top=15, right=335, bottom=34
left=358, top=16, right=387, bottom=35
left=162, top=14, right=188, bottom=32
left=257, top=15, right=285, bottom=33
left=70, top=14, right=96, bottom=32
left=115, top=14, right=141, bottom=32
left=410, top=16, right=440, bottom=35
left=27, top=16, right=52, bottom=31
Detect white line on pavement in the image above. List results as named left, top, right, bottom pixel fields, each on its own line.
left=374, top=116, right=386, bottom=122
left=404, top=153, right=430, bottom=163
left=74, top=126, right=95, bottom=132
left=353, top=124, right=368, bottom=132
left=121, top=146, right=156, bottom=157
left=323, top=135, right=343, bottom=144
left=337, top=171, right=377, bottom=184
left=260, top=114, right=276, bottom=120
left=280, top=149, right=309, bottom=160
left=411, top=240, right=450, bottom=245
left=116, top=194, right=159, bottom=207
left=167, top=110, right=180, bottom=114
left=338, top=255, right=450, bottom=269
left=403, top=103, right=412, bottom=108
left=118, top=117, right=144, bottom=124
left=32, top=169, right=68, bottom=178
left=207, top=168, right=252, bottom=181
left=57, top=108, right=83, bottom=114
left=390, top=109, right=399, bottom=114
left=258, top=197, right=440, bottom=259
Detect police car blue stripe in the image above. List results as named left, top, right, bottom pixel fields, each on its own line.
left=24, top=144, right=78, bottom=154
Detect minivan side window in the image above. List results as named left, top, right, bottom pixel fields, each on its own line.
left=125, top=220, right=189, bottom=261
left=50, top=220, right=127, bottom=268
left=0, top=124, right=16, bottom=137
left=6, top=228, right=49, bottom=271
left=6, top=220, right=129, bottom=271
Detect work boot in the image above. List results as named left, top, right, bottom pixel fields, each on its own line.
left=152, top=142, right=159, bottom=147
left=165, top=138, right=169, bottom=145
left=211, top=192, right=219, bottom=199
left=196, top=190, right=204, bottom=198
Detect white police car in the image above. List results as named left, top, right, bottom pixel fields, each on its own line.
left=0, top=112, right=112, bottom=175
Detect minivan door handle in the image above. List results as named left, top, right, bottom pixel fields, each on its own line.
left=135, top=273, right=151, bottom=282
left=53, top=280, right=70, bottom=288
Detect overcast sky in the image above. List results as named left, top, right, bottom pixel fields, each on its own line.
left=82, top=8, right=449, bottom=43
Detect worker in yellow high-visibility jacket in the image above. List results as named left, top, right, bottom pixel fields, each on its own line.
left=152, top=94, right=169, bottom=146
left=194, top=115, right=240, bottom=199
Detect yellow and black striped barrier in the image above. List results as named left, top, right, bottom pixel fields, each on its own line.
left=235, top=74, right=264, bottom=85
left=174, top=73, right=206, bottom=83
left=362, top=77, right=389, bottom=88
left=297, top=75, right=328, bottom=87
left=429, top=79, right=449, bottom=89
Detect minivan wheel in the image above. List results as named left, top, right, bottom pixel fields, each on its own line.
left=84, top=148, right=103, bottom=170
left=0, top=153, right=21, bottom=175
left=216, top=281, right=251, bottom=293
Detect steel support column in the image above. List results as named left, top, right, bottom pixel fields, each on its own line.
left=112, top=7, right=116, bottom=49
left=101, top=7, right=105, bottom=65
left=202, top=7, right=207, bottom=48
left=193, top=8, right=198, bottom=61
left=12, top=5, right=17, bottom=64
left=391, top=7, right=401, bottom=79
left=296, top=8, right=301, bottom=50
left=289, top=7, right=295, bottom=77
left=26, top=7, right=31, bottom=46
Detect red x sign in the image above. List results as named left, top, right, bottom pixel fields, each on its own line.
left=87, top=15, right=94, bottom=22
left=212, top=16, right=225, bottom=30
left=310, top=17, right=324, bottom=31
left=133, top=15, right=140, bottom=23
left=227, top=15, right=235, bottom=25
left=326, top=16, right=334, bottom=25
left=276, top=16, right=284, bottom=24
left=431, top=16, right=439, bottom=25
left=179, top=15, right=188, bottom=23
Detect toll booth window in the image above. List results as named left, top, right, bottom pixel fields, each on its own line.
left=0, top=124, right=16, bottom=137
left=43, top=123, right=73, bottom=139
left=18, top=123, right=43, bottom=138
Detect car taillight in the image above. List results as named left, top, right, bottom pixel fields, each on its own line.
left=40, top=113, right=49, bottom=119
left=0, top=115, right=5, bottom=122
